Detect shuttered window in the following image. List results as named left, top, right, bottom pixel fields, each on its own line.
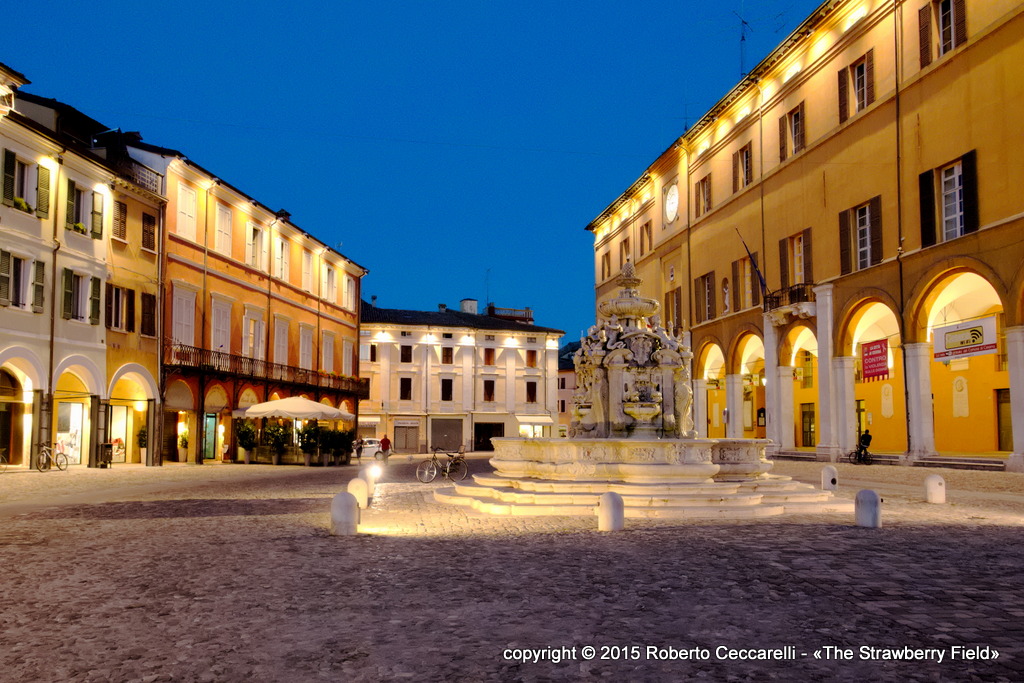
left=140, top=293, right=157, bottom=337
left=90, top=192, right=104, bottom=239
left=113, top=201, right=128, bottom=241
left=920, top=150, right=978, bottom=247
left=839, top=50, right=874, bottom=124
left=142, top=213, right=157, bottom=251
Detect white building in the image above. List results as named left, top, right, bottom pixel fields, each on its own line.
left=358, top=298, right=563, bottom=452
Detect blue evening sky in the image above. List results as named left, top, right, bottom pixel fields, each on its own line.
left=6, top=0, right=820, bottom=342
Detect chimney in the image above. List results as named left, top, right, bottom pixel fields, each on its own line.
left=370, top=295, right=377, bottom=307
left=438, top=303, right=447, bottom=312
left=460, top=298, right=478, bottom=315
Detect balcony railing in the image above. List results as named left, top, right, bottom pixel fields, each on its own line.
left=115, top=158, right=164, bottom=195
left=763, top=283, right=816, bottom=312
left=164, top=343, right=369, bottom=398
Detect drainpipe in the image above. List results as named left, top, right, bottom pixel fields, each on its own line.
left=195, top=179, right=218, bottom=465
left=155, top=193, right=167, bottom=466
left=43, top=150, right=66, bottom=467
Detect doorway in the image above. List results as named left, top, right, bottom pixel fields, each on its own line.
left=474, top=423, right=505, bottom=451
left=997, top=389, right=1012, bottom=451
left=394, top=426, right=419, bottom=453
left=204, top=413, right=217, bottom=460
left=800, top=403, right=816, bottom=448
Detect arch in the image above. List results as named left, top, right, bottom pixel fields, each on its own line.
left=204, top=384, right=229, bottom=412
left=107, top=363, right=158, bottom=400
left=52, top=354, right=103, bottom=396
left=319, top=397, right=334, bottom=407
left=905, top=260, right=1009, bottom=343
left=0, top=345, right=45, bottom=392
left=726, top=322, right=764, bottom=374
left=836, top=298, right=902, bottom=357
left=237, top=387, right=260, bottom=409
left=165, top=380, right=195, bottom=411
left=778, top=323, right=818, bottom=367
left=733, top=334, right=766, bottom=377
left=695, top=342, right=726, bottom=380
left=835, top=287, right=901, bottom=353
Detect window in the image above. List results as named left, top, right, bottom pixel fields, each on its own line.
left=639, top=221, right=653, bottom=256
left=400, top=345, right=413, bottom=363
left=177, top=184, right=197, bottom=241
left=274, top=319, right=288, bottom=365
left=322, top=331, right=334, bottom=373
left=442, top=333, right=453, bottom=339
left=920, top=0, right=967, bottom=67
left=600, top=253, right=612, bottom=280
left=694, top=174, right=712, bottom=217
left=779, top=229, right=813, bottom=289
left=245, top=223, right=265, bottom=269
left=919, top=151, right=978, bottom=247
left=65, top=181, right=104, bottom=239
left=400, top=377, right=413, bottom=401
left=731, top=253, right=761, bottom=312
left=483, top=379, right=495, bottom=403
left=526, top=349, right=538, bottom=368
left=274, top=236, right=289, bottom=280
left=663, top=287, right=682, bottom=336
left=215, top=203, right=232, bottom=255
left=0, top=252, right=44, bottom=312
left=559, top=399, right=566, bottom=413
left=142, top=213, right=157, bottom=252
left=484, top=335, right=495, bottom=341
left=779, top=102, right=805, bottom=162
left=171, top=288, right=196, bottom=345
left=360, top=343, right=377, bottom=362
left=242, top=311, right=266, bottom=359
left=839, top=51, right=874, bottom=124
left=400, top=331, right=412, bottom=337
left=343, top=340, right=354, bottom=376
left=801, top=351, right=815, bottom=389
left=299, top=327, right=313, bottom=369
left=733, top=143, right=753, bottom=192
left=441, top=378, right=453, bottom=402
left=63, top=270, right=100, bottom=324
left=2, top=150, right=49, bottom=217
left=324, top=266, right=337, bottom=301
left=211, top=300, right=230, bottom=355
left=484, top=348, right=495, bottom=366
left=619, top=237, right=631, bottom=270
left=344, top=275, right=356, bottom=310
left=302, top=250, right=313, bottom=292
left=840, top=197, right=882, bottom=274
left=113, top=201, right=128, bottom=241
left=105, top=285, right=135, bottom=332
left=441, top=347, right=454, bottom=364
left=693, top=272, right=716, bottom=324
left=140, top=293, right=157, bottom=337
left=526, top=381, right=537, bottom=404
left=558, top=377, right=566, bottom=390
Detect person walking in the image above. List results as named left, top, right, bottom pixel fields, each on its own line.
left=379, top=434, right=392, bottom=465
left=355, top=438, right=364, bottom=460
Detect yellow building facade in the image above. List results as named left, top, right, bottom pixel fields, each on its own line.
left=588, top=0, right=1024, bottom=468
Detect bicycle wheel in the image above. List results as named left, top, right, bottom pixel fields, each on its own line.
left=845, top=450, right=859, bottom=464
left=861, top=451, right=873, bottom=466
left=447, top=458, right=468, bottom=482
left=55, top=453, right=69, bottom=471
left=0, top=453, right=7, bottom=473
left=35, top=452, right=49, bottom=472
left=416, top=459, right=438, bottom=483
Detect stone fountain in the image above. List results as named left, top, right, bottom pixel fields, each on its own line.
left=436, top=262, right=849, bottom=518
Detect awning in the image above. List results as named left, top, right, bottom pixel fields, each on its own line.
left=244, top=396, right=355, bottom=420
left=358, top=415, right=380, bottom=424
left=516, top=415, right=554, bottom=425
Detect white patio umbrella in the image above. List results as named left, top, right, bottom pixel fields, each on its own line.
left=243, top=396, right=354, bottom=421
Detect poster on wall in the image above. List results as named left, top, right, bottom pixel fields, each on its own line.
left=861, top=339, right=890, bottom=381
left=933, top=316, right=998, bottom=360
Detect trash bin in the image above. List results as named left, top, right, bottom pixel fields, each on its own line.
left=98, top=442, right=114, bottom=468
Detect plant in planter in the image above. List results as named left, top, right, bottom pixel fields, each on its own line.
left=318, top=428, right=337, bottom=466
left=137, top=425, right=148, bottom=463
left=236, top=420, right=258, bottom=464
left=13, top=197, right=32, bottom=213
left=178, top=431, right=188, bottom=461
left=335, top=429, right=355, bottom=466
left=71, top=222, right=88, bottom=234
left=298, top=421, right=321, bottom=466
left=265, top=423, right=291, bottom=464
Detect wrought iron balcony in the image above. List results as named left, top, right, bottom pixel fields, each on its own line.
left=164, top=343, right=369, bottom=399
left=763, top=283, right=816, bottom=326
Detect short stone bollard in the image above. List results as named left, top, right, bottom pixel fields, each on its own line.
left=330, top=491, right=360, bottom=536
left=597, top=492, right=625, bottom=532
left=347, top=477, right=369, bottom=509
left=855, top=489, right=882, bottom=528
left=924, top=474, right=946, bottom=504
left=360, top=467, right=377, bottom=496
left=821, top=465, right=838, bottom=491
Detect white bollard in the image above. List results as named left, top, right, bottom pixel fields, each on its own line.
left=855, top=489, right=882, bottom=528
left=821, top=465, right=838, bottom=491
left=347, top=477, right=369, bottom=509
left=360, top=467, right=377, bottom=495
left=598, top=492, right=625, bottom=532
left=330, top=492, right=360, bottom=535
left=924, top=474, right=946, bottom=504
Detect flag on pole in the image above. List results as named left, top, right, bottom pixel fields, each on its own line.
left=735, top=227, right=768, bottom=297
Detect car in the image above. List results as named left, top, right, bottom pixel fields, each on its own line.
left=359, top=438, right=382, bottom=458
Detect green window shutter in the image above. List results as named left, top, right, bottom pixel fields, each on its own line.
left=32, top=261, right=45, bottom=313
left=919, top=170, right=937, bottom=247
left=802, top=227, right=813, bottom=283
left=105, top=282, right=113, bottom=328
left=89, top=277, right=101, bottom=325
left=961, top=150, right=979, bottom=234
left=125, top=289, right=136, bottom=333
left=35, top=165, right=50, bottom=218
left=91, top=191, right=103, bottom=239
left=869, top=195, right=883, bottom=265
left=779, top=237, right=790, bottom=290
left=2, top=149, right=15, bottom=206
left=62, top=268, right=73, bottom=319
left=0, top=250, right=11, bottom=306
left=839, top=210, right=852, bottom=275
left=66, top=179, right=76, bottom=229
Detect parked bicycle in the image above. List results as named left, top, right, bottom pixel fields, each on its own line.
left=0, top=448, right=7, bottom=473
left=416, top=447, right=468, bottom=483
left=846, top=446, right=873, bottom=466
left=36, top=443, right=69, bottom=472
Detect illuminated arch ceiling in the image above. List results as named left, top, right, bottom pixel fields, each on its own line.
left=925, top=272, right=1002, bottom=340
left=701, top=344, right=725, bottom=380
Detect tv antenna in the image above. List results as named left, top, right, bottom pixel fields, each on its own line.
left=733, top=9, right=753, bottom=78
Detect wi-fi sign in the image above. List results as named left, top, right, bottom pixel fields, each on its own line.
left=968, top=327, right=983, bottom=343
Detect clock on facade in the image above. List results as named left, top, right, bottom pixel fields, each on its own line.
left=664, top=183, right=679, bottom=223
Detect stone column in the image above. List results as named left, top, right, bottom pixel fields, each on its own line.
left=813, top=284, right=837, bottom=461
left=726, top=374, right=743, bottom=438
left=1006, top=327, right=1024, bottom=472
left=904, top=342, right=937, bottom=462
left=763, top=314, right=780, bottom=454
left=832, top=356, right=857, bottom=455
left=776, top=366, right=795, bottom=451
left=693, top=378, right=708, bottom=438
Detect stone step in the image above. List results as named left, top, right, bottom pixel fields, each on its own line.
left=452, top=481, right=769, bottom=508
left=473, top=473, right=743, bottom=496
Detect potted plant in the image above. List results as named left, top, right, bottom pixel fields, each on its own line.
left=335, top=429, right=355, bottom=466
left=265, top=423, right=291, bottom=465
left=137, top=425, right=148, bottom=463
left=319, top=428, right=337, bottom=466
left=298, top=421, right=321, bottom=467
left=178, top=431, right=189, bottom=461
left=236, top=420, right=258, bottom=464
left=13, top=197, right=32, bottom=213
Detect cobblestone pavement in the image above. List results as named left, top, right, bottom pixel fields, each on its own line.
left=1, top=456, right=1022, bottom=682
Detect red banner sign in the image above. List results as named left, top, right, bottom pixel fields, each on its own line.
left=861, top=339, right=889, bottom=381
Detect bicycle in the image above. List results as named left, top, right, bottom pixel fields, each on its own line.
left=846, top=446, right=873, bottom=466
left=36, top=443, right=69, bottom=472
left=416, top=447, right=468, bottom=483
left=0, top=448, right=7, bottom=473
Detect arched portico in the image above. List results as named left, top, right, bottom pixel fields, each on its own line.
left=694, top=342, right=726, bottom=438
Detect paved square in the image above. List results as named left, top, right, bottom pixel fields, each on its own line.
left=1, top=457, right=1022, bottom=681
